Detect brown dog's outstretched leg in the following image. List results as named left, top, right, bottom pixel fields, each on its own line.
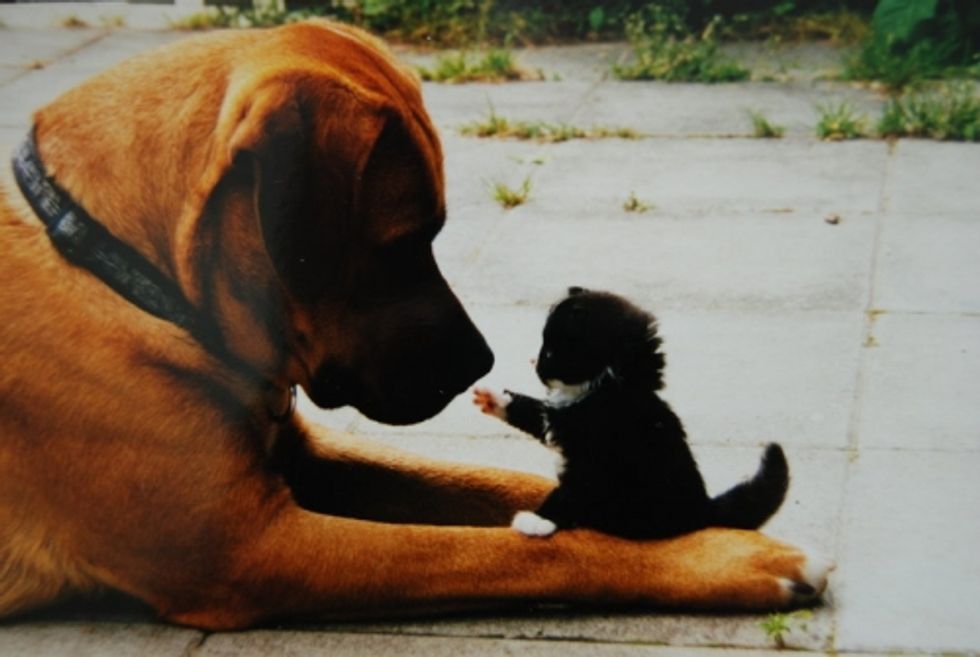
left=274, top=421, right=553, bottom=526
left=131, top=420, right=830, bottom=630
left=163, top=503, right=827, bottom=629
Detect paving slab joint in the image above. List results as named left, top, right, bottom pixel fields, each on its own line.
left=180, top=631, right=209, bottom=657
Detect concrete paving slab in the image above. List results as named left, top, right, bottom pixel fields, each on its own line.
left=886, top=140, right=980, bottom=215
left=858, top=313, right=980, bottom=452
left=874, top=212, right=980, bottom=314
left=658, top=309, right=864, bottom=449
left=0, top=622, right=202, bottom=657
left=523, top=138, right=889, bottom=216
left=516, top=43, right=627, bottom=83
left=432, top=195, right=501, bottom=276
left=0, top=27, right=106, bottom=69
left=400, top=43, right=621, bottom=85
left=0, top=4, right=210, bottom=30
left=0, top=59, right=93, bottom=128
left=45, top=29, right=186, bottom=72
left=327, top=602, right=834, bottom=652
left=199, top=631, right=806, bottom=657
left=438, top=134, right=568, bottom=219
left=0, top=68, right=22, bottom=87
left=451, top=213, right=875, bottom=312
left=439, top=136, right=889, bottom=222
left=0, top=30, right=187, bottom=128
left=0, top=28, right=107, bottom=101
left=575, top=80, right=883, bottom=138
left=421, top=80, right=598, bottom=132
left=835, top=449, right=980, bottom=653
left=0, top=126, right=27, bottom=149
left=727, top=42, right=850, bottom=83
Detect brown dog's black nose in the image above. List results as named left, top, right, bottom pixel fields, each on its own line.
left=453, top=329, right=494, bottom=390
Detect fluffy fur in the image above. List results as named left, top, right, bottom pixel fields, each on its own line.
left=475, top=287, right=789, bottom=540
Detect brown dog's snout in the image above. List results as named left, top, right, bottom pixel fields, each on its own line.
left=441, top=320, right=494, bottom=393
left=308, top=296, right=494, bottom=425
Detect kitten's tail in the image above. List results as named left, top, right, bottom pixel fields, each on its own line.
left=709, top=443, right=789, bottom=530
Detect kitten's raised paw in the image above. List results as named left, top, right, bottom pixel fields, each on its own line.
left=473, top=388, right=509, bottom=419
left=511, top=511, right=557, bottom=537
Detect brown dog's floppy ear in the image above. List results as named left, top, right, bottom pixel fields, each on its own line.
left=173, top=78, right=392, bottom=371
left=225, top=86, right=310, bottom=297
left=173, top=80, right=305, bottom=312
left=217, top=81, right=394, bottom=301
left=171, top=80, right=321, bottom=374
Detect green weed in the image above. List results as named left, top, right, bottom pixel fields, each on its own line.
left=878, top=83, right=980, bottom=141
left=60, top=15, right=89, bottom=28
left=845, top=38, right=960, bottom=90
left=170, top=3, right=876, bottom=49
left=169, top=11, right=227, bottom=30
left=418, top=49, right=540, bottom=83
left=843, top=0, right=980, bottom=90
left=724, top=9, right=868, bottom=44
left=345, top=0, right=495, bottom=46
left=760, top=609, right=813, bottom=649
left=170, top=5, right=317, bottom=30
left=460, top=108, right=643, bottom=142
left=623, top=191, right=653, bottom=213
left=815, top=101, right=869, bottom=140
left=747, top=109, right=785, bottom=138
left=613, top=11, right=750, bottom=83
left=99, top=15, right=126, bottom=28
left=492, top=176, right=532, bottom=209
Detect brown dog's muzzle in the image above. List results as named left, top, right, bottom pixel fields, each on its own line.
left=308, top=279, right=493, bottom=426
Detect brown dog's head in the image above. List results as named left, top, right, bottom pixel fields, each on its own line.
left=33, top=20, right=491, bottom=425
left=203, top=22, right=494, bottom=425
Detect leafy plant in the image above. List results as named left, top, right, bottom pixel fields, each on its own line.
left=492, top=176, right=532, bottom=209
left=723, top=8, right=869, bottom=44
left=350, top=0, right=495, bottom=45
left=170, top=5, right=318, bottom=29
left=613, top=10, right=750, bottom=83
left=60, top=15, right=90, bottom=28
left=99, top=14, right=126, bottom=28
left=747, top=109, right=785, bottom=138
left=815, top=101, right=869, bottom=140
left=418, top=49, right=541, bottom=83
left=460, top=108, right=643, bottom=142
left=760, top=609, right=813, bottom=649
left=878, top=82, right=980, bottom=141
left=623, top=191, right=653, bottom=213
left=844, top=0, right=980, bottom=89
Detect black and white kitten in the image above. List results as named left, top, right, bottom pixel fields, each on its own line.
left=474, top=287, right=789, bottom=539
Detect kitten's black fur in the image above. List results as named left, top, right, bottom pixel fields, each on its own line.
left=498, top=287, right=789, bottom=539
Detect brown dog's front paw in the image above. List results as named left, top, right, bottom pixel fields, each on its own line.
left=778, top=547, right=835, bottom=607
left=645, top=529, right=834, bottom=610
left=472, top=387, right=509, bottom=419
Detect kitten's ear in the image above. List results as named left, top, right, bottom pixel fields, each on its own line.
left=568, top=286, right=587, bottom=296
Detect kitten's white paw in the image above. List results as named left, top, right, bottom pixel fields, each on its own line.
left=511, top=511, right=557, bottom=537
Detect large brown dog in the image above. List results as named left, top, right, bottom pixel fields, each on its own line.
left=0, top=21, right=829, bottom=629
